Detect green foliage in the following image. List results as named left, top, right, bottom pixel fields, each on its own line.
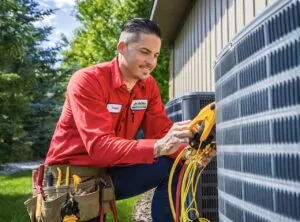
left=0, top=171, right=138, bottom=222
left=63, top=0, right=169, bottom=102
left=152, top=48, right=170, bottom=103
left=0, top=0, right=64, bottom=162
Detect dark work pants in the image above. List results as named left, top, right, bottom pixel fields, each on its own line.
left=89, top=157, right=180, bottom=222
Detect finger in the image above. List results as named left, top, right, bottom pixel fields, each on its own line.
left=208, top=149, right=217, bottom=158
left=199, top=156, right=211, bottom=166
left=173, top=137, right=189, bottom=144
left=174, top=120, right=191, bottom=126
left=191, top=124, right=200, bottom=134
left=199, top=160, right=209, bottom=167
left=173, top=130, right=193, bottom=138
left=193, top=124, right=200, bottom=131
left=173, top=124, right=191, bottom=131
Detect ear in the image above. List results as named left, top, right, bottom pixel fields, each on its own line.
left=117, top=41, right=126, bottom=54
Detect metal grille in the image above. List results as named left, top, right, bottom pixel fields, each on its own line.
left=215, top=0, right=300, bottom=221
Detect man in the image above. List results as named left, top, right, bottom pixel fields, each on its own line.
left=45, top=18, right=193, bottom=221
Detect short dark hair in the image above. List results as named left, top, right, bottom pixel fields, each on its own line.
left=122, top=18, right=161, bottom=39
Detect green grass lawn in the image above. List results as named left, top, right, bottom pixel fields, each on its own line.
left=0, top=171, right=138, bottom=222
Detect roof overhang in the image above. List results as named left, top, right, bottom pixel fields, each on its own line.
left=150, top=0, right=194, bottom=47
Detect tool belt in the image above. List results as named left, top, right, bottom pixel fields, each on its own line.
left=24, top=164, right=118, bottom=222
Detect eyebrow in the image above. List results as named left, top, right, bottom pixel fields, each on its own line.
left=140, top=47, right=160, bottom=55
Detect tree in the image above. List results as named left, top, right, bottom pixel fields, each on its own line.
left=0, top=0, right=62, bottom=162
left=62, top=0, right=169, bottom=102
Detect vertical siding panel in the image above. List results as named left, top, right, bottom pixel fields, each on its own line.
left=193, top=2, right=197, bottom=93
left=179, top=29, right=182, bottom=97
left=180, top=31, right=183, bottom=97
left=172, top=47, right=175, bottom=99
left=244, top=0, right=254, bottom=26
left=222, top=0, right=229, bottom=47
left=192, top=4, right=198, bottom=92
left=194, top=1, right=199, bottom=92
left=215, top=0, right=223, bottom=57
left=210, top=0, right=216, bottom=90
left=180, top=28, right=182, bottom=97
left=177, top=41, right=180, bottom=98
left=180, top=32, right=183, bottom=97
left=198, top=0, right=203, bottom=92
left=170, top=0, right=271, bottom=96
left=185, top=22, right=188, bottom=96
left=190, top=12, right=194, bottom=93
left=201, top=0, right=206, bottom=91
left=194, top=5, right=198, bottom=92
left=190, top=14, right=193, bottom=93
left=177, top=40, right=180, bottom=97
left=185, top=18, right=188, bottom=94
left=205, top=0, right=211, bottom=91
left=228, top=0, right=236, bottom=41
left=175, top=32, right=181, bottom=98
left=188, top=12, right=190, bottom=94
left=236, top=0, right=245, bottom=33
left=254, top=0, right=267, bottom=16
left=180, top=27, right=183, bottom=96
left=183, top=25, right=188, bottom=95
left=187, top=19, right=190, bottom=94
left=186, top=22, right=188, bottom=95
left=174, top=39, right=179, bottom=97
left=191, top=15, right=193, bottom=93
left=197, top=0, right=202, bottom=92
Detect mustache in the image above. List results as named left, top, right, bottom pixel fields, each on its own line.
left=140, top=63, right=152, bottom=69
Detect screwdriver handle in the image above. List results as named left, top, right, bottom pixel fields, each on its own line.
left=65, top=167, right=70, bottom=186
left=56, top=167, right=62, bottom=187
left=72, top=174, right=81, bottom=192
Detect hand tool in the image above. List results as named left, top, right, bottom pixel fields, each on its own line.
left=56, top=167, right=62, bottom=187
left=35, top=164, right=45, bottom=221
left=65, top=166, right=70, bottom=186
left=72, top=174, right=81, bottom=192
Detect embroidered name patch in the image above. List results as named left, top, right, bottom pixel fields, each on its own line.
left=130, top=100, right=148, bottom=110
left=107, top=104, right=122, bottom=113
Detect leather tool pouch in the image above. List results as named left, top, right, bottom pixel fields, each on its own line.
left=24, top=167, right=114, bottom=222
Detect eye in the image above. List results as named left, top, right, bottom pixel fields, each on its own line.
left=141, top=50, right=148, bottom=55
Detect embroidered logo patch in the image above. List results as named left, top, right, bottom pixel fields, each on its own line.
left=130, top=100, right=148, bottom=110
left=107, top=104, right=122, bottom=113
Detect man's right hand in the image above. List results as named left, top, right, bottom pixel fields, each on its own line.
left=153, top=120, right=193, bottom=158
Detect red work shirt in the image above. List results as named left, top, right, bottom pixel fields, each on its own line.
left=45, top=57, right=173, bottom=167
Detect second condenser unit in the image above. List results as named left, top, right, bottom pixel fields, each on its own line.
left=165, top=92, right=218, bottom=221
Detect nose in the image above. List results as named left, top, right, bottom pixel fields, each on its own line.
left=146, top=55, right=156, bottom=69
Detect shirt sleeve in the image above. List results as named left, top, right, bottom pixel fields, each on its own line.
left=68, top=71, right=156, bottom=167
left=141, top=78, right=173, bottom=139
left=141, top=78, right=190, bottom=160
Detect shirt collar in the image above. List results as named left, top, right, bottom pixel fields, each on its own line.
left=111, top=56, right=145, bottom=90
